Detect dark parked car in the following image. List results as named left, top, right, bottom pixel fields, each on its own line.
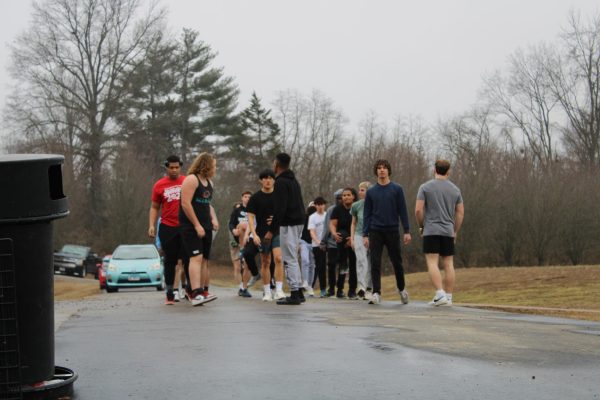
left=54, top=244, right=101, bottom=278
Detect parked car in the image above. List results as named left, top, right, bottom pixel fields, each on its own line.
left=105, top=245, right=163, bottom=293
left=54, top=244, right=101, bottom=278
left=98, top=254, right=110, bottom=290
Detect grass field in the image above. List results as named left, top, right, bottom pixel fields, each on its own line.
left=55, top=264, right=600, bottom=322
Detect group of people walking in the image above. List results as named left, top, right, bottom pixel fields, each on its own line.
left=149, top=151, right=464, bottom=308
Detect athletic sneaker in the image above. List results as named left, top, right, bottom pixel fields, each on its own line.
left=368, top=293, right=381, bottom=305
left=357, top=289, right=365, bottom=300
left=347, top=292, right=358, bottom=300
left=273, top=290, right=286, bottom=300
left=247, top=273, right=261, bottom=289
left=320, top=289, right=327, bottom=298
left=307, top=287, right=315, bottom=297
left=336, top=290, right=345, bottom=299
left=428, top=294, right=449, bottom=306
left=441, top=299, right=453, bottom=306
left=173, top=290, right=180, bottom=302
left=239, top=288, right=252, bottom=298
left=165, top=292, right=175, bottom=305
left=190, top=290, right=206, bottom=307
left=203, top=291, right=218, bottom=302
left=399, top=289, right=409, bottom=304
left=364, top=290, right=373, bottom=301
left=262, top=292, right=273, bottom=302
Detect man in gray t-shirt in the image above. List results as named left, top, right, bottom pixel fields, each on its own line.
left=415, top=159, right=464, bottom=307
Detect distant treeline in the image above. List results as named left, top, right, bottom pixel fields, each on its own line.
left=2, top=0, right=599, bottom=270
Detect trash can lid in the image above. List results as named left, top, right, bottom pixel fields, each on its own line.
left=0, top=154, right=69, bottom=223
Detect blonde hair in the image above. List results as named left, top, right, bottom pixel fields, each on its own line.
left=358, top=181, right=371, bottom=190
left=187, top=152, right=216, bottom=177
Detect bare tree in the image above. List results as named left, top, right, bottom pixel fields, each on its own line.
left=547, top=11, right=600, bottom=168
left=6, top=0, right=166, bottom=230
left=482, top=44, right=558, bottom=167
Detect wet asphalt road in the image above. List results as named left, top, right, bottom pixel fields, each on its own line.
left=54, top=286, right=600, bottom=400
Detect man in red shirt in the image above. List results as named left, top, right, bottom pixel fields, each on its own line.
left=149, top=155, right=186, bottom=305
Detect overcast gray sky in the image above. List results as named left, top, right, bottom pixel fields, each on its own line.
left=1, top=0, right=599, bottom=127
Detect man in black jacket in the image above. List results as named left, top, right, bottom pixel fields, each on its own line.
left=264, top=153, right=306, bottom=305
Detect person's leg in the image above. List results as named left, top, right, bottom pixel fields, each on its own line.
left=326, top=247, right=338, bottom=295
left=336, top=242, right=347, bottom=296
left=243, top=241, right=260, bottom=277
left=200, top=231, right=213, bottom=294
left=230, top=245, right=242, bottom=289
left=425, top=253, right=442, bottom=289
left=348, top=248, right=357, bottom=297
left=307, top=245, right=316, bottom=294
left=271, top=236, right=285, bottom=298
left=280, top=225, right=303, bottom=291
left=384, top=232, right=406, bottom=292
left=260, top=249, right=273, bottom=300
left=300, top=240, right=311, bottom=288
left=369, top=231, right=384, bottom=295
left=440, top=256, right=455, bottom=294
left=354, top=233, right=368, bottom=294
left=312, top=247, right=326, bottom=292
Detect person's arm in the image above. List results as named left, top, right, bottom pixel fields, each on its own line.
left=415, top=199, right=425, bottom=235
left=148, top=201, right=160, bottom=238
left=181, top=176, right=205, bottom=237
left=329, top=217, right=341, bottom=243
left=210, top=205, right=219, bottom=231
left=320, top=209, right=332, bottom=245
left=397, top=186, right=411, bottom=245
left=362, top=192, right=372, bottom=248
left=269, top=179, right=287, bottom=234
left=454, top=202, right=464, bottom=239
left=247, top=212, right=261, bottom=246
left=350, top=215, right=357, bottom=249
left=228, top=207, right=239, bottom=235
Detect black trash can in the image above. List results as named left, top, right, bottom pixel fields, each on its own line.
left=0, top=154, right=69, bottom=385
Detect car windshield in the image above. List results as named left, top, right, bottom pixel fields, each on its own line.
left=60, top=245, right=88, bottom=257
left=112, top=246, right=157, bottom=260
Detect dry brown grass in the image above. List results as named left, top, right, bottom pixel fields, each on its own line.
left=383, top=265, right=600, bottom=322
left=55, top=264, right=600, bottom=322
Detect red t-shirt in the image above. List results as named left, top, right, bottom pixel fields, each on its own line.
left=152, top=175, right=185, bottom=227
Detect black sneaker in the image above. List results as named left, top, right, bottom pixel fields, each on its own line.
left=336, top=291, right=345, bottom=299
left=298, top=289, right=306, bottom=303
left=347, top=292, right=358, bottom=300
left=357, top=289, right=365, bottom=300
left=276, top=290, right=302, bottom=305
left=239, top=288, right=252, bottom=298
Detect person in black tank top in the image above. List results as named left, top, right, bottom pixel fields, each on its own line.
left=179, top=152, right=220, bottom=306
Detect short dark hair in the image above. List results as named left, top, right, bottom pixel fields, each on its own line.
left=258, top=169, right=276, bottom=180
left=313, top=196, right=327, bottom=205
left=275, top=153, right=291, bottom=169
left=373, top=159, right=392, bottom=176
left=242, top=190, right=252, bottom=197
left=165, top=155, right=182, bottom=167
left=343, top=187, right=358, bottom=201
left=435, top=159, right=451, bottom=175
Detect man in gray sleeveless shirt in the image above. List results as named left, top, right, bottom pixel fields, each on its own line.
left=415, top=159, right=464, bottom=306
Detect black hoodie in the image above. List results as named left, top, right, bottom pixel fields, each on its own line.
left=270, top=169, right=305, bottom=233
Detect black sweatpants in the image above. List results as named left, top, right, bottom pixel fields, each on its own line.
left=312, top=247, right=327, bottom=290
left=242, top=241, right=260, bottom=276
left=369, top=230, right=405, bottom=295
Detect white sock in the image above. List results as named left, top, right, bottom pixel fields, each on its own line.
left=239, top=282, right=244, bottom=290
left=446, top=293, right=453, bottom=301
left=264, top=285, right=271, bottom=294
left=276, top=281, right=283, bottom=292
left=436, top=289, right=446, bottom=298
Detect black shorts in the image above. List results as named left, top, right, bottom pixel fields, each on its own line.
left=422, top=235, right=455, bottom=256
left=180, top=225, right=213, bottom=259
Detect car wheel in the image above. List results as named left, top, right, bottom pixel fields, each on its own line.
left=79, top=264, right=87, bottom=278
left=106, top=286, right=118, bottom=293
left=156, top=285, right=163, bottom=291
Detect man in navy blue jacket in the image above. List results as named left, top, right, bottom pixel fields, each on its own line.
left=362, top=159, right=412, bottom=305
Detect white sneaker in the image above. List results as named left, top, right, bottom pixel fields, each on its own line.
left=364, top=290, right=373, bottom=301
left=428, top=294, right=449, bottom=306
left=399, top=289, right=409, bottom=304
left=307, top=287, right=315, bottom=297
left=191, top=293, right=206, bottom=307
left=441, top=298, right=453, bottom=306
left=262, top=292, right=273, bottom=302
left=273, top=290, right=286, bottom=300
left=173, top=290, right=180, bottom=302
left=302, top=280, right=310, bottom=290
left=368, top=293, right=381, bottom=305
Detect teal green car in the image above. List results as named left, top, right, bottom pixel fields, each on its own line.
left=105, top=244, right=163, bottom=293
